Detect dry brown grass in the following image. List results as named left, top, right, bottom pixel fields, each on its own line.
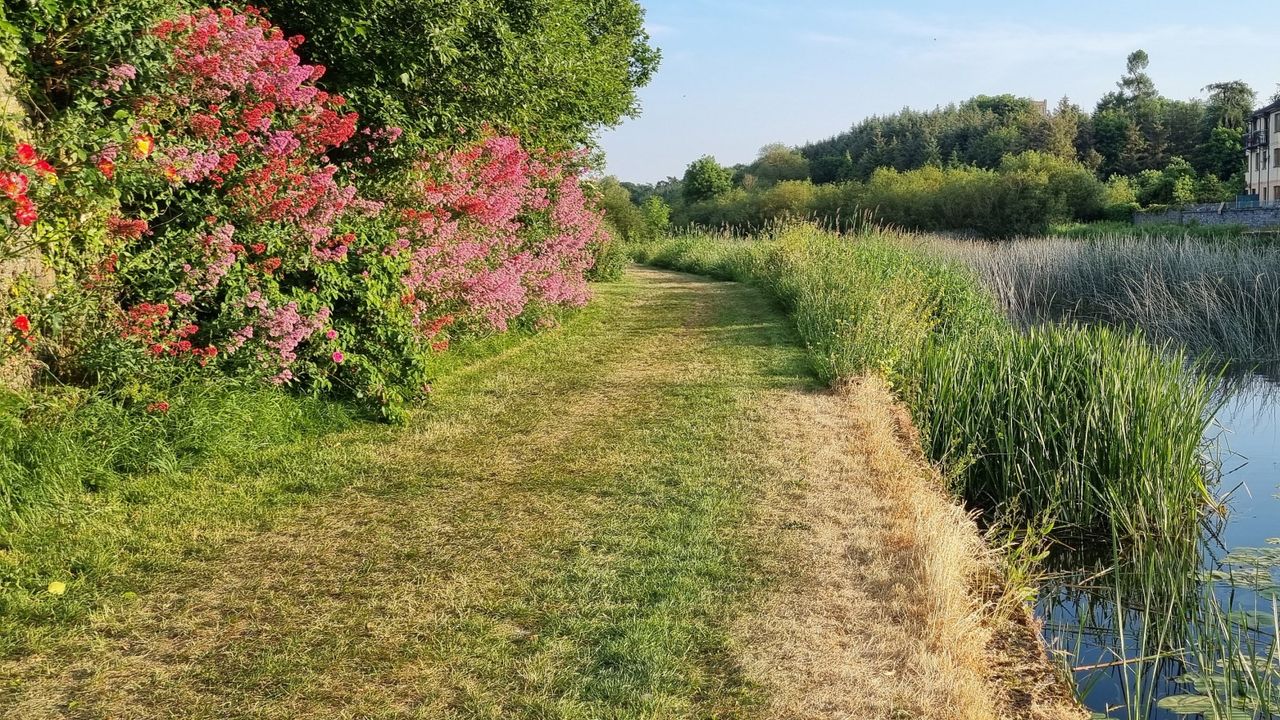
left=735, top=376, right=1085, bottom=720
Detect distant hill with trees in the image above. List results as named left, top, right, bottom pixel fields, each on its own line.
left=606, top=51, right=1267, bottom=238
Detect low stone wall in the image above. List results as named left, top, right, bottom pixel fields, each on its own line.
left=1136, top=205, right=1280, bottom=229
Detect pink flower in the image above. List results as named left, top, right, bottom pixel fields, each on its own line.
left=325, top=329, right=337, bottom=340
left=331, top=351, right=344, bottom=364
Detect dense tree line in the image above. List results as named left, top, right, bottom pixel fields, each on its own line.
left=612, top=51, right=1268, bottom=238
left=800, top=52, right=1253, bottom=191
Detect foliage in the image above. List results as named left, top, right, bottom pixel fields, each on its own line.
left=259, top=0, right=659, bottom=152
left=791, top=56, right=1253, bottom=194
left=0, top=6, right=610, bottom=422
left=681, top=155, right=733, bottom=203
left=666, top=152, right=1107, bottom=238
left=631, top=225, right=1216, bottom=540
left=738, top=143, right=809, bottom=188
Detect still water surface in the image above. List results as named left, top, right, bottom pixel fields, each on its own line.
left=1040, top=379, right=1280, bottom=719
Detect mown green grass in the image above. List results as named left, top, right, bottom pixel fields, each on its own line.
left=1, top=269, right=819, bottom=718
left=632, top=225, right=1217, bottom=542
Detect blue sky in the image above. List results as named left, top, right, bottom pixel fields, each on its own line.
left=599, top=1, right=1278, bottom=183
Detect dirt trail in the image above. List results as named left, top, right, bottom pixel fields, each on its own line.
left=1, top=268, right=1080, bottom=719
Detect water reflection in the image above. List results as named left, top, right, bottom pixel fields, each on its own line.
left=1038, top=376, right=1280, bottom=719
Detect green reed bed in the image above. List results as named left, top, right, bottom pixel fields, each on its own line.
left=632, top=225, right=1217, bottom=540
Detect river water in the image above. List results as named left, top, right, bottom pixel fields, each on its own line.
left=1039, top=378, right=1280, bottom=719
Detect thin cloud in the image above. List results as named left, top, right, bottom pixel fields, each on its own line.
left=799, top=32, right=855, bottom=46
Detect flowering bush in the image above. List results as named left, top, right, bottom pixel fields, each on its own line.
left=1, top=6, right=611, bottom=420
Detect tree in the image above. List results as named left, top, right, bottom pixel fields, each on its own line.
left=1043, top=97, right=1084, bottom=160
left=597, top=177, right=646, bottom=241
left=1204, top=81, right=1256, bottom=130
left=1202, top=125, right=1245, bottom=182
left=263, top=0, right=661, bottom=150
left=682, top=156, right=733, bottom=203
left=749, top=144, right=810, bottom=186
left=1118, top=50, right=1157, bottom=105
left=640, top=196, right=670, bottom=236
left=1092, top=109, right=1145, bottom=177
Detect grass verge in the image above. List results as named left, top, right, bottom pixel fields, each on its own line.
left=630, top=225, right=1216, bottom=542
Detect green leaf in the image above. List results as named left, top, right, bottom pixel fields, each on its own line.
left=1156, top=694, right=1215, bottom=714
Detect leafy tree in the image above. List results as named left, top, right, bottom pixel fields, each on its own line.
left=682, top=156, right=733, bottom=203
left=747, top=143, right=810, bottom=187
left=262, top=0, right=660, bottom=150
left=640, top=196, right=670, bottom=236
left=597, top=176, right=647, bottom=241
left=1204, top=81, right=1256, bottom=130
left=1202, top=125, right=1245, bottom=182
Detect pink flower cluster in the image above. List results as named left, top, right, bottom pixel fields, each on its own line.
left=230, top=291, right=331, bottom=383
left=91, top=7, right=607, bottom=399
left=398, top=136, right=600, bottom=332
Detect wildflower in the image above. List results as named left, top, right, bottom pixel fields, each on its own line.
left=13, top=197, right=37, bottom=226
left=145, top=401, right=170, bottom=414
left=47, top=581, right=66, bottom=596
left=0, top=172, right=29, bottom=200
left=260, top=257, right=281, bottom=274
left=97, top=158, right=116, bottom=179
left=134, top=134, right=155, bottom=157
left=33, top=159, right=55, bottom=178
left=174, top=291, right=194, bottom=305
left=325, top=329, right=337, bottom=340
left=106, top=216, right=150, bottom=240
left=12, top=315, right=30, bottom=334
left=331, top=350, right=344, bottom=363
left=15, top=143, right=36, bottom=166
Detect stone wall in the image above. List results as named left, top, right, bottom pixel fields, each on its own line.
left=1135, top=205, right=1280, bottom=229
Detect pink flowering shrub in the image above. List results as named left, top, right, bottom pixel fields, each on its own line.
left=12, top=6, right=610, bottom=419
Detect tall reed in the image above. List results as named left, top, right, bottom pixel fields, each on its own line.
left=932, top=235, right=1280, bottom=376
left=631, top=225, right=1217, bottom=540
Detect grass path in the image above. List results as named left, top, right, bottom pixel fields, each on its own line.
left=0, top=267, right=1079, bottom=719
left=3, top=268, right=816, bottom=718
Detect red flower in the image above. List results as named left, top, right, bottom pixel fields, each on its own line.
left=145, top=401, right=170, bottom=414
left=0, top=172, right=29, bottom=200
left=33, top=159, right=56, bottom=176
left=260, top=257, right=281, bottom=274
left=13, top=196, right=37, bottom=226
left=15, top=143, right=36, bottom=166
left=12, top=315, right=30, bottom=334
left=106, top=216, right=150, bottom=240
left=97, top=158, right=116, bottom=179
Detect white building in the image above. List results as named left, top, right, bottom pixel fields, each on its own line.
left=1246, top=100, right=1280, bottom=203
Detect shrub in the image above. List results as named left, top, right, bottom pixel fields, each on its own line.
left=2, top=7, right=608, bottom=420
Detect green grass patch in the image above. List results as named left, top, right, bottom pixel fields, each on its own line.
left=0, top=271, right=819, bottom=719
